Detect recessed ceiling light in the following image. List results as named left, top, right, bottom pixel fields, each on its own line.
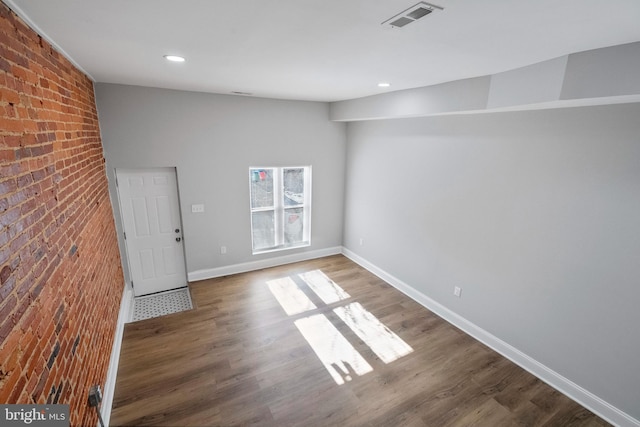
left=378, top=82, right=391, bottom=88
left=164, top=55, right=185, bottom=62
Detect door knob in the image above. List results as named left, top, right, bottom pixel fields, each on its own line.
left=175, top=229, right=180, bottom=233
left=176, top=237, right=182, bottom=242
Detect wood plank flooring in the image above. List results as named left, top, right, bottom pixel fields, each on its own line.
left=110, top=255, right=610, bottom=426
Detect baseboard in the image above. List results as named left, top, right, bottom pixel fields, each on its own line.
left=341, top=247, right=639, bottom=427
left=187, top=246, right=343, bottom=282
left=101, top=284, right=133, bottom=427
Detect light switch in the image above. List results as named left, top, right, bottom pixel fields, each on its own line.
left=191, top=204, right=205, bottom=213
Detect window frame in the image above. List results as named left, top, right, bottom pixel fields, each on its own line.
left=249, top=166, right=312, bottom=254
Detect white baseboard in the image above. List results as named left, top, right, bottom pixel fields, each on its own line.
left=187, top=246, right=342, bottom=282
left=101, top=284, right=133, bottom=427
left=341, top=247, right=639, bottom=427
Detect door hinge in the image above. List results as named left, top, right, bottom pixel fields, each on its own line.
left=130, top=280, right=134, bottom=288
left=115, top=175, right=119, bottom=187
left=123, top=232, right=127, bottom=240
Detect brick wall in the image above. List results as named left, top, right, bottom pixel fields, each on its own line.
left=0, top=2, right=124, bottom=426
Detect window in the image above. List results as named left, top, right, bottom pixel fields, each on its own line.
left=249, top=166, right=311, bottom=253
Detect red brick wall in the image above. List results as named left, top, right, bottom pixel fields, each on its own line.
left=0, top=2, right=124, bottom=425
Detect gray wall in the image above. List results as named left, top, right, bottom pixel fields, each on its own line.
left=95, top=83, right=346, bottom=277
left=343, top=103, right=640, bottom=419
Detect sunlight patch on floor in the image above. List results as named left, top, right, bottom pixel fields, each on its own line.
left=294, top=314, right=373, bottom=385
left=267, top=268, right=414, bottom=385
left=267, top=276, right=317, bottom=315
left=298, top=269, right=350, bottom=304
left=334, top=302, right=413, bottom=364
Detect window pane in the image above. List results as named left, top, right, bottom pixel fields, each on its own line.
left=250, top=169, right=274, bottom=209
left=252, top=210, right=275, bottom=250
left=283, top=168, right=304, bottom=206
left=284, top=207, right=304, bottom=245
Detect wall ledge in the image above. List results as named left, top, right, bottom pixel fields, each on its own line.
left=330, top=41, right=640, bottom=122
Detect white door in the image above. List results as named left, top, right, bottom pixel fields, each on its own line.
left=116, top=168, right=187, bottom=296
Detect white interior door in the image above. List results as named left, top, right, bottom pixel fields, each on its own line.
left=116, top=168, right=187, bottom=296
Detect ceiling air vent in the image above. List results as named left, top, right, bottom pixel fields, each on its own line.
left=382, top=2, right=443, bottom=28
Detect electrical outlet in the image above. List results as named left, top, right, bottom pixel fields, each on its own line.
left=453, top=286, right=462, bottom=297
left=88, top=384, right=102, bottom=407
left=191, top=204, right=205, bottom=213
left=359, top=238, right=364, bottom=246
left=220, top=246, right=227, bottom=254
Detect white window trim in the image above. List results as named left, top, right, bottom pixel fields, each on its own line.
left=249, top=166, right=312, bottom=254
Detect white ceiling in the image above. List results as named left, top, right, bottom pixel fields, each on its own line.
left=7, top=0, right=640, bottom=102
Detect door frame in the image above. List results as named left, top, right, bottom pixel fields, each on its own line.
left=114, top=167, right=188, bottom=296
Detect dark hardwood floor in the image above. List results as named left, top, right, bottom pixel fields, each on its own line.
left=110, top=255, right=610, bottom=426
